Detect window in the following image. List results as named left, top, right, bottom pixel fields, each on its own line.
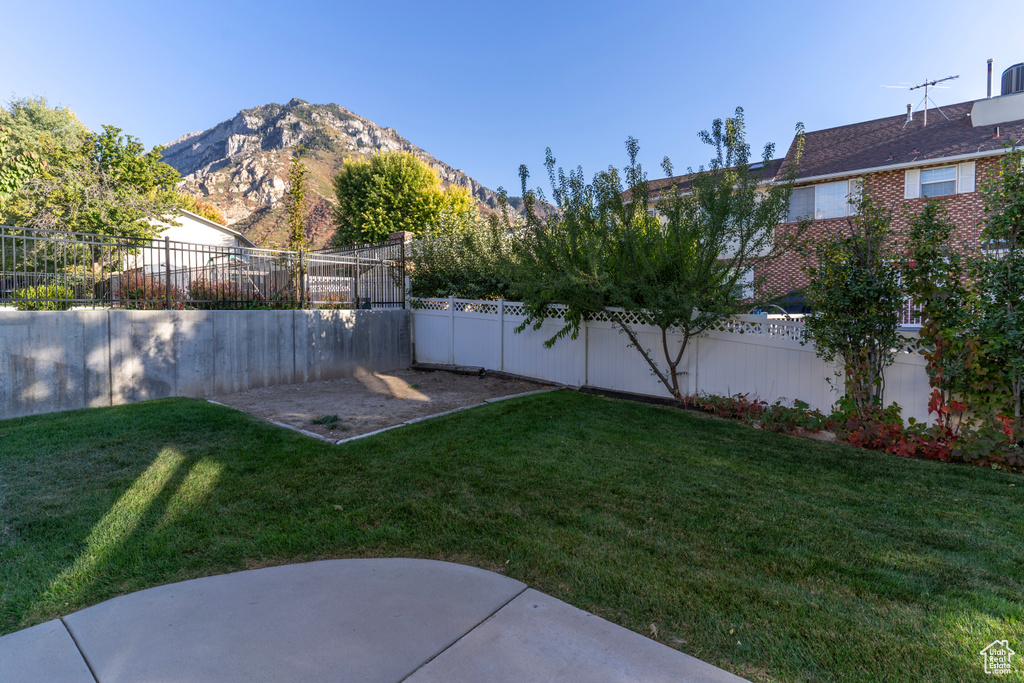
left=920, top=166, right=957, bottom=198
left=787, top=187, right=814, bottom=222
left=731, top=267, right=756, bottom=300
left=815, top=182, right=849, bottom=219
left=786, top=180, right=860, bottom=222
left=904, top=161, right=975, bottom=199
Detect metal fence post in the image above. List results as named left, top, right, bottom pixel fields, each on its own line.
left=164, top=237, right=171, bottom=310
left=353, top=252, right=360, bottom=310
left=299, top=249, right=306, bottom=310
left=400, top=238, right=406, bottom=309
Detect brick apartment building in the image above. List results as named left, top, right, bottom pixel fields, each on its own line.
left=647, top=62, right=1024, bottom=307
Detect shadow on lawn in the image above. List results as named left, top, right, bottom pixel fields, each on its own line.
left=38, top=448, right=222, bottom=609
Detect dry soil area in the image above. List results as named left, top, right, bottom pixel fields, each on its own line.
left=210, top=369, right=547, bottom=440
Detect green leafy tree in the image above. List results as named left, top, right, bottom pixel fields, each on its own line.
left=284, top=149, right=309, bottom=251
left=904, top=202, right=977, bottom=432
left=511, top=108, right=805, bottom=400
left=5, top=126, right=181, bottom=239
left=408, top=216, right=515, bottom=300
left=331, top=150, right=473, bottom=246
left=0, top=96, right=88, bottom=161
left=1, top=98, right=182, bottom=238
left=802, top=190, right=904, bottom=413
left=171, top=191, right=227, bottom=226
left=973, top=146, right=1024, bottom=439
left=0, top=126, right=42, bottom=207
left=1, top=97, right=87, bottom=212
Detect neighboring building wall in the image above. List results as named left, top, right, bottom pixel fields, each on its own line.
left=151, top=211, right=251, bottom=249
left=760, top=156, right=1000, bottom=296
left=0, top=309, right=412, bottom=419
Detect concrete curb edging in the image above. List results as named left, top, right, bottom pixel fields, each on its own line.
left=206, top=400, right=339, bottom=444
left=333, top=388, right=559, bottom=445
left=208, top=388, right=559, bottom=447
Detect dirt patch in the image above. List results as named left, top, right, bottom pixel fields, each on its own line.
left=210, top=369, right=549, bottom=440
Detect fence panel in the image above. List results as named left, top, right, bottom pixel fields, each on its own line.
left=410, top=299, right=453, bottom=365
left=0, top=227, right=405, bottom=310
left=585, top=319, right=681, bottom=398
left=499, top=302, right=587, bottom=386
left=452, top=299, right=503, bottom=370
left=409, top=298, right=933, bottom=424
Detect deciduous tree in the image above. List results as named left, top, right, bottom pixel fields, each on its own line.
left=331, top=150, right=473, bottom=246
left=801, top=191, right=904, bottom=412
left=973, top=145, right=1024, bottom=438
left=511, top=108, right=805, bottom=400
left=284, top=149, right=309, bottom=251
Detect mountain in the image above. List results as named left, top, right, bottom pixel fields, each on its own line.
left=161, top=98, right=531, bottom=248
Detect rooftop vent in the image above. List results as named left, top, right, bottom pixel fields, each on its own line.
left=1002, top=63, right=1024, bottom=96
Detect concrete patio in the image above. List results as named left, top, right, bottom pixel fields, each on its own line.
left=0, top=558, right=746, bottom=682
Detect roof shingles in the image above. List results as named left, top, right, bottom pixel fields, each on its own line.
left=776, top=100, right=1024, bottom=181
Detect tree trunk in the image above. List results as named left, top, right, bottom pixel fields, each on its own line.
left=610, top=312, right=690, bottom=401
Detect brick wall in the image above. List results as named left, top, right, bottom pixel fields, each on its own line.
left=760, top=156, right=1001, bottom=297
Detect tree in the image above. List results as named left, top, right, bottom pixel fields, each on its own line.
left=331, top=150, right=473, bottom=246
left=0, top=96, right=88, bottom=161
left=171, top=191, right=228, bottom=226
left=511, top=108, right=805, bottom=400
left=973, top=145, right=1024, bottom=439
left=801, top=190, right=904, bottom=413
left=0, top=126, right=42, bottom=207
left=904, top=202, right=976, bottom=432
left=284, top=149, right=309, bottom=251
left=1, top=97, right=184, bottom=238
left=408, top=215, right=516, bottom=299
left=3, top=124, right=182, bottom=239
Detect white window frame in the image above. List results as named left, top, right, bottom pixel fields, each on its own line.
left=731, top=266, right=756, bottom=300
left=920, top=166, right=958, bottom=198
left=905, top=161, right=976, bottom=199
left=786, top=179, right=861, bottom=222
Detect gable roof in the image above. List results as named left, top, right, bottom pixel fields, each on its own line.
left=776, top=99, right=1024, bottom=182
left=154, top=209, right=258, bottom=248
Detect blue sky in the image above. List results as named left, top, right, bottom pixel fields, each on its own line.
left=3, top=0, right=1021, bottom=194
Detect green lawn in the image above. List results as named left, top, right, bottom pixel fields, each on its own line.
left=1, top=391, right=1021, bottom=682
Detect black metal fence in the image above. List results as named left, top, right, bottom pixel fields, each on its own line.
left=0, top=226, right=406, bottom=311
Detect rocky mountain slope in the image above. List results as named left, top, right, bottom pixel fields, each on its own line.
left=162, top=99, right=530, bottom=248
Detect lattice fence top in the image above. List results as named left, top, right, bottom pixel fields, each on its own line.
left=410, top=298, right=450, bottom=311
left=454, top=300, right=499, bottom=315
left=502, top=302, right=525, bottom=317
left=712, top=317, right=809, bottom=343
left=589, top=309, right=651, bottom=326
left=894, top=335, right=925, bottom=355
left=409, top=297, right=925, bottom=354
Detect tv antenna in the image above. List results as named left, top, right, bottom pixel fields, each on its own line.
left=908, top=75, right=959, bottom=126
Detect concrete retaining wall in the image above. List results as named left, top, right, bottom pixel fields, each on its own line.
left=0, top=309, right=411, bottom=419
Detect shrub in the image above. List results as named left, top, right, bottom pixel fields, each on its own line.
left=407, top=218, right=516, bottom=300
left=117, top=272, right=184, bottom=310
left=801, top=190, right=905, bottom=412
left=12, top=282, right=75, bottom=310
left=312, top=292, right=350, bottom=310
left=681, top=391, right=1022, bottom=472
left=250, top=287, right=301, bottom=310
left=188, top=278, right=251, bottom=310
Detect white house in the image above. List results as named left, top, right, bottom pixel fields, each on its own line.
left=149, top=209, right=256, bottom=250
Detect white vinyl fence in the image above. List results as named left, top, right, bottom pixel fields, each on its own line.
left=411, top=297, right=931, bottom=423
